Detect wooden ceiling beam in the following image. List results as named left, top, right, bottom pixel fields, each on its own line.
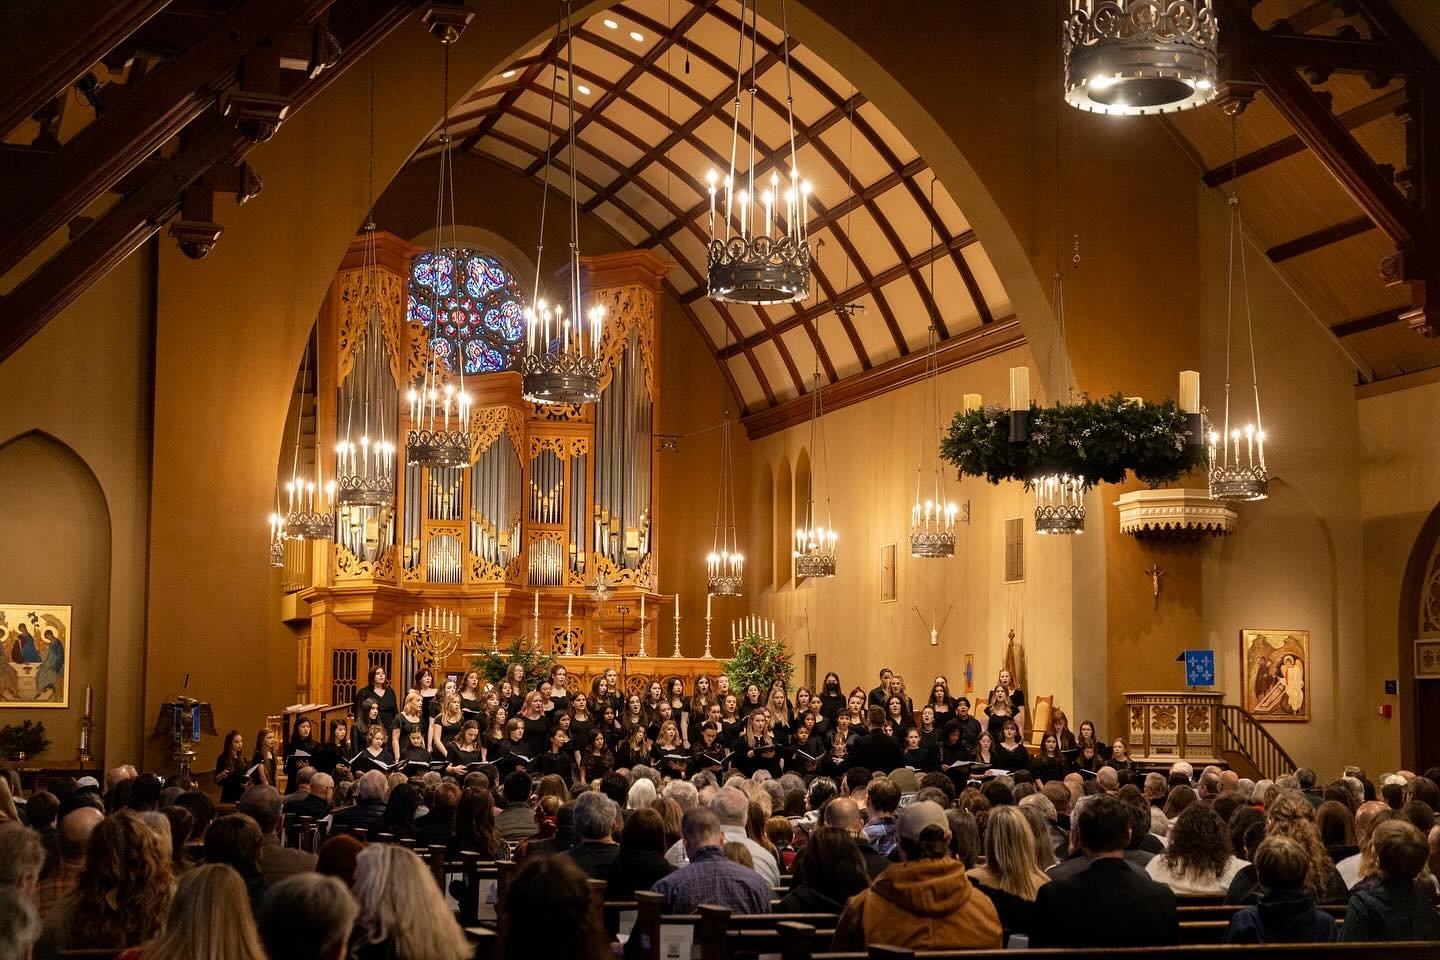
left=0, top=0, right=337, bottom=282
left=0, top=0, right=173, bottom=139
left=457, top=33, right=560, bottom=153
left=1201, top=88, right=1403, bottom=187
left=1266, top=214, right=1375, bottom=261
left=1330, top=306, right=1405, bottom=337
left=1254, top=30, right=1422, bottom=75
left=0, top=0, right=416, bottom=365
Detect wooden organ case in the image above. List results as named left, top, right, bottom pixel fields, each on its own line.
left=297, top=239, right=687, bottom=710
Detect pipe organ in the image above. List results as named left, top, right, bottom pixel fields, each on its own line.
left=299, top=240, right=679, bottom=705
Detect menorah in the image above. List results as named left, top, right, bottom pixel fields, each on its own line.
left=405, top=607, right=461, bottom=670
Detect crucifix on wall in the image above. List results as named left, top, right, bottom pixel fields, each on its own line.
left=1145, top=565, right=1166, bottom=610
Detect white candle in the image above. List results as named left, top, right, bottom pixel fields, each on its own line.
left=1009, top=366, right=1030, bottom=411
left=492, top=589, right=499, bottom=620
left=1179, top=371, right=1200, bottom=414
left=706, top=593, right=712, bottom=619
left=534, top=592, right=540, bottom=617
left=675, top=593, right=680, bottom=619
left=640, top=594, right=645, bottom=625
left=567, top=593, right=573, bottom=618
left=85, top=685, right=93, bottom=715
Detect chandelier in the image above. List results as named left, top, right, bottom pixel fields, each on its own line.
left=268, top=500, right=286, bottom=568
left=1062, top=0, right=1218, bottom=116
left=407, top=39, right=472, bottom=466
left=283, top=334, right=334, bottom=541
left=794, top=370, right=837, bottom=578
left=1209, top=112, right=1268, bottom=502
left=404, top=606, right=461, bottom=671
left=520, top=0, right=605, bottom=404
left=910, top=326, right=961, bottom=558
left=706, top=412, right=744, bottom=596
left=705, top=0, right=811, bottom=305
left=1034, top=473, right=1087, bottom=535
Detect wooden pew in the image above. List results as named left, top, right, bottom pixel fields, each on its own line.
left=779, top=939, right=1439, bottom=960
left=627, top=892, right=839, bottom=960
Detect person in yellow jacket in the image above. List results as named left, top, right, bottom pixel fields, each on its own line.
left=832, top=800, right=1003, bottom=951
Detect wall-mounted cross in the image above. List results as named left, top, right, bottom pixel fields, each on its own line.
left=1145, top=565, right=1166, bottom=610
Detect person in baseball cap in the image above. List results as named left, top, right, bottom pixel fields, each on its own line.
left=832, top=800, right=1002, bottom=951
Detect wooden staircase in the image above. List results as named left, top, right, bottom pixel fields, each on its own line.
left=1216, top=703, right=1297, bottom=781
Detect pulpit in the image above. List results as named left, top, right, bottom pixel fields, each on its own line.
left=1123, top=690, right=1225, bottom=766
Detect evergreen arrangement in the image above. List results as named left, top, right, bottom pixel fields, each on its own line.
left=723, top=631, right=794, bottom=696
left=941, top=394, right=1206, bottom=490
left=471, top=637, right=559, bottom=687
left=0, top=720, right=50, bottom=759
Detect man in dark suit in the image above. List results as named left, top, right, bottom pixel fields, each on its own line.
left=847, top=706, right=906, bottom=775
left=328, top=770, right=389, bottom=835
left=867, top=668, right=893, bottom=708
left=238, top=785, right=318, bottom=883
left=1031, top=794, right=1178, bottom=947
left=282, top=769, right=333, bottom=820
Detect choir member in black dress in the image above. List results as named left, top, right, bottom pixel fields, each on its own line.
left=666, top=677, right=688, bottom=743
left=733, top=710, right=781, bottom=778
left=938, top=720, right=972, bottom=768
left=885, top=696, right=912, bottom=741
left=1029, top=733, right=1071, bottom=783
left=285, top=717, right=319, bottom=780
left=740, top=683, right=764, bottom=716
left=409, top=667, right=439, bottom=742
left=952, top=698, right=982, bottom=754
left=688, top=674, right=716, bottom=742
left=788, top=724, right=824, bottom=777
left=352, top=698, right=383, bottom=755
left=992, top=719, right=1030, bottom=772
left=590, top=673, right=618, bottom=720
left=250, top=728, right=278, bottom=787
left=505, top=663, right=528, bottom=715
left=718, top=693, right=743, bottom=744
left=995, top=669, right=1026, bottom=735
left=641, top=680, right=665, bottom=727
left=535, top=727, right=578, bottom=782
left=841, top=690, right=868, bottom=731
left=1075, top=719, right=1111, bottom=760
left=688, top=721, right=729, bottom=778
left=615, top=725, right=651, bottom=771
left=354, top=666, right=398, bottom=731
left=598, top=704, right=623, bottom=751
left=354, top=724, right=396, bottom=773
left=567, top=693, right=595, bottom=753
left=446, top=721, right=483, bottom=775
left=972, top=731, right=997, bottom=770
left=482, top=706, right=508, bottom=758
left=620, top=694, right=646, bottom=738
left=489, top=718, right=531, bottom=776
left=579, top=728, right=614, bottom=782
left=391, top=691, right=425, bottom=760
left=459, top=670, right=485, bottom=724
left=400, top=728, right=434, bottom=772
left=1109, top=738, right=1139, bottom=773
left=516, top=691, right=551, bottom=757
left=767, top=686, right=793, bottom=745
left=428, top=691, right=464, bottom=757
left=1074, top=743, right=1104, bottom=773
left=645, top=701, right=676, bottom=743
left=214, top=730, right=251, bottom=802
left=1048, top=709, right=1078, bottom=752
left=817, top=672, right=846, bottom=721
left=651, top=720, right=688, bottom=780
left=312, top=720, right=348, bottom=775
left=915, top=705, right=941, bottom=752
left=902, top=727, right=932, bottom=771
left=818, top=728, right=850, bottom=780
left=927, top=680, right=955, bottom=724
left=548, top=665, right=572, bottom=714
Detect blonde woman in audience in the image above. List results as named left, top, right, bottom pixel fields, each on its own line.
left=0, top=777, right=19, bottom=822
left=40, top=810, right=173, bottom=953
left=966, top=805, right=1050, bottom=900
left=1146, top=804, right=1249, bottom=895
left=125, top=863, right=266, bottom=960
left=350, top=845, right=470, bottom=960
left=626, top=776, right=657, bottom=812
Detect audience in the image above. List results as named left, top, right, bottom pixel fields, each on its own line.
left=349, top=844, right=470, bottom=960
left=833, top=800, right=1002, bottom=950
left=258, top=873, right=357, bottom=960
left=1224, top=837, right=1338, bottom=943
left=498, top=855, right=609, bottom=960
left=1145, top=803, right=1248, bottom=895
left=135, top=863, right=267, bottom=960
left=606, top=807, right=674, bottom=900
left=565, top=790, right=620, bottom=879
left=0, top=887, right=40, bottom=960
left=651, top=806, right=771, bottom=913
left=778, top=826, right=870, bottom=912
left=1342, top=820, right=1440, bottom=941
left=239, top=785, right=318, bottom=882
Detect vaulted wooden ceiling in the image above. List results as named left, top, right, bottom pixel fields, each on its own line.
left=1167, top=0, right=1440, bottom=383
left=0, top=0, right=468, bottom=364
left=415, top=0, right=1017, bottom=419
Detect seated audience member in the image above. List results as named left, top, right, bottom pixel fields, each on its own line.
left=350, top=844, right=471, bottom=960
left=1224, top=837, right=1338, bottom=944
left=779, top=826, right=871, bottom=913
left=35, top=806, right=103, bottom=918
left=833, top=800, right=1001, bottom=951
left=662, top=787, right=781, bottom=886
left=967, top=805, right=1050, bottom=936
left=1228, top=789, right=1347, bottom=905
left=0, top=822, right=44, bottom=898
left=315, top=834, right=365, bottom=888
left=500, top=854, right=610, bottom=960
left=328, top=771, right=388, bottom=835
left=159, top=805, right=195, bottom=872
left=1341, top=820, right=1440, bottom=942
left=496, top=772, right=538, bottom=842
left=203, top=814, right=267, bottom=913
left=282, top=769, right=333, bottom=820
left=371, top=782, right=422, bottom=841
left=0, top=886, right=40, bottom=960
left=847, top=706, right=906, bottom=773
left=823, top=796, right=891, bottom=878
left=171, top=790, right=215, bottom=859
left=238, top=785, right=317, bottom=882
left=133, top=863, right=267, bottom=960
left=1145, top=803, right=1248, bottom=896
left=415, top=781, right=460, bottom=847
left=258, top=873, right=358, bottom=960
left=565, top=791, right=621, bottom=880
left=606, top=808, right=675, bottom=901
left=651, top=807, right=772, bottom=914
left=40, top=809, right=174, bottom=953
left=1032, top=795, right=1178, bottom=948
left=452, top=787, right=508, bottom=861
left=862, top=776, right=901, bottom=857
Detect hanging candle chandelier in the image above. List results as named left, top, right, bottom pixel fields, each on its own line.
left=519, top=0, right=605, bottom=404
left=794, top=369, right=837, bottom=578
left=408, top=39, right=473, bottom=466
left=268, top=489, right=286, bottom=568
left=910, top=325, right=961, bottom=558
left=1062, top=0, right=1218, bottom=116
left=706, top=412, right=744, bottom=596
left=283, top=334, right=335, bottom=541
left=1209, top=112, right=1268, bottom=502
left=705, top=0, right=811, bottom=304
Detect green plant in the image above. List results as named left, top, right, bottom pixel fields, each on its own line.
left=723, top=632, right=794, bottom=697
left=470, top=637, right=558, bottom=687
left=941, top=394, right=1206, bottom=490
left=0, top=720, right=50, bottom=758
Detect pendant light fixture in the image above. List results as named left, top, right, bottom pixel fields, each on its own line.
left=407, top=38, right=473, bottom=466
left=1063, top=0, right=1218, bottom=116
left=704, top=0, right=811, bottom=304
left=794, top=366, right=837, bottom=578
left=1208, top=110, right=1268, bottom=502
left=519, top=0, right=605, bottom=404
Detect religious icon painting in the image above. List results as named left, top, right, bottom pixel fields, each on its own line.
left=964, top=654, right=974, bottom=694
left=1417, top=639, right=1440, bottom=679
left=1240, top=628, right=1310, bottom=722
left=0, top=604, right=71, bottom=707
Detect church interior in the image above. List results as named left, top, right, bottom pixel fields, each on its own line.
left=4, top=0, right=1440, bottom=860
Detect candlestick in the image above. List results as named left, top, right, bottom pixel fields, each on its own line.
left=638, top=595, right=647, bottom=657
left=491, top=590, right=499, bottom=653
left=703, top=609, right=713, bottom=659
left=672, top=601, right=682, bottom=658
left=532, top=592, right=540, bottom=649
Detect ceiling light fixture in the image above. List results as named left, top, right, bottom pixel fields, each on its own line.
left=602, top=17, right=618, bottom=29
left=520, top=0, right=605, bottom=405
left=705, top=0, right=811, bottom=304
left=630, top=30, right=644, bottom=42
left=502, top=69, right=516, bottom=78
left=1063, top=0, right=1218, bottom=115
left=576, top=83, right=591, bottom=96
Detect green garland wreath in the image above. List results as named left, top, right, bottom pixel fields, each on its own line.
left=941, top=394, right=1206, bottom=490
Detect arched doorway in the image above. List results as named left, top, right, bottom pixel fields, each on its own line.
left=1398, top=502, right=1440, bottom=772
